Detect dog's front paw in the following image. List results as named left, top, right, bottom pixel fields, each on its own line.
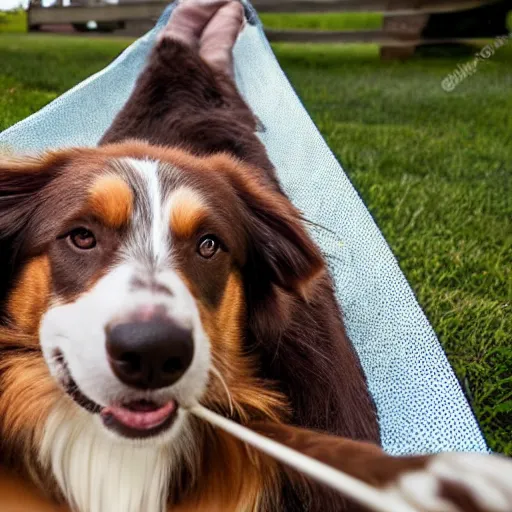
left=386, top=453, right=512, bottom=512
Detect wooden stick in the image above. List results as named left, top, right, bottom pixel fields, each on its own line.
left=189, top=404, right=420, bottom=512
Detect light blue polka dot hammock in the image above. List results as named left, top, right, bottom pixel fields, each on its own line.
left=0, top=1, right=488, bottom=456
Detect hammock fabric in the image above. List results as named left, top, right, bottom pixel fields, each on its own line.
left=0, top=1, right=487, bottom=455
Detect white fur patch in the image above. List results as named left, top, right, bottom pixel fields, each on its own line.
left=429, top=453, right=512, bottom=512
left=125, top=158, right=169, bottom=264
left=39, top=400, right=195, bottom=512
left=384, top=452, right=512, bottom=512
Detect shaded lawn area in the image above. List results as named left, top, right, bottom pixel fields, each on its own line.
left=0, top=12, right=511, bottom=454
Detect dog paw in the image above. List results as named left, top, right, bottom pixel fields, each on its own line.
left=161, top=0, right=230, bottom=46
left=386, top=453, right=512, bottom=512
left=198, top=1, right=244, bottom=76
left=160, top=0, right=244, bottom=76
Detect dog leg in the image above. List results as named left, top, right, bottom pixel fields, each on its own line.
left=160, top=0, right=244, bottom=77
left=252, top=422, right=512, bottom=512
left=100, top=0, right=275, bottom=177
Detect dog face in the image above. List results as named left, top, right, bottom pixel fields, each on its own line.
left=0, top=141, right=323, bottom=452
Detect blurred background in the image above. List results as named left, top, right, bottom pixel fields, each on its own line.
left=1, top=0, right=511, bottom=456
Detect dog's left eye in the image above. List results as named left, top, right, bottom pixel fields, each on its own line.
left=69, top=228, right=96, bottom=250
left=197, top=236, right=219, bottom=259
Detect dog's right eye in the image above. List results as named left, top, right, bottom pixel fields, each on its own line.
left=69, top=228, right=97, bottom=250
left=197, top=235, right=221, bottom=259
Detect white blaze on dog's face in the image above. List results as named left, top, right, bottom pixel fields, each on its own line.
left=38, top=157, right=222, bottom=444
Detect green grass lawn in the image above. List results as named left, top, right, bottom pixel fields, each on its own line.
left=0, top=9, right=26, bottom=33
left=260, top=12, right=382, bottom=30
left=0, top=11, right=511, bottom=455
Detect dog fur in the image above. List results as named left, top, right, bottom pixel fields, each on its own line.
left=0, top=14, right=379, bottom=512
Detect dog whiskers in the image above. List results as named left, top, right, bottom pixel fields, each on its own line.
left=302, top=217, right=337, bottom=236
left=210, top=364, right=234, bottom=417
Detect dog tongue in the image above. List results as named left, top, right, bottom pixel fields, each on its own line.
left=101, top=401, right=176, bottom=430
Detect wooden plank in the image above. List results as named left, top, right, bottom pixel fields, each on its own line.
left=266, top=29, right=389, bottom=43
left=265, top=29, right=488, bottom=46
left=382, top=13, right=430, bottom=37
left=28, top=2, right=167, bottom=25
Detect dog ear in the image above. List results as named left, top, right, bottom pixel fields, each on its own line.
left=246, top=193, right=324, bottom=296
left=225, top=164, right=325, bottom=296
left=0, top=153, right=67, bottom=239
left=0, top=152, right=69, bottom=310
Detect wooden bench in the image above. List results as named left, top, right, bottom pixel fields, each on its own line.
left=259, top=0, right=510, bottom=58
left=27, top=0, right=511, bottom=58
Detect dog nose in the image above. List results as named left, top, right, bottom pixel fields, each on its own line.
left=106, top=317, right=194, bottom=390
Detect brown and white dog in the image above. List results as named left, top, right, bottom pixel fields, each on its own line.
left=0, top=1, right=510, bottom=512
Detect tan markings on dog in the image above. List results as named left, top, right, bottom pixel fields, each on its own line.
left=205, top=271, right=244, bottom=354
left=169, top=187, right=209, bottom=239
left=0, top=336, right=61, bottom=493
left=7, top=256, right=51, bottom=335
left=87, top=175, right=133, bottom=228
left=196, top=271, right=287, bottom=422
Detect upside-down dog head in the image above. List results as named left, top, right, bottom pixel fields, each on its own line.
left=0, top=141, right=324, bottom=512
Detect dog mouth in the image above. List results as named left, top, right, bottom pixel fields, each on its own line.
left=54, top=351, right=179, bottom=439
left=100, top=399, right=178, bottom=439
